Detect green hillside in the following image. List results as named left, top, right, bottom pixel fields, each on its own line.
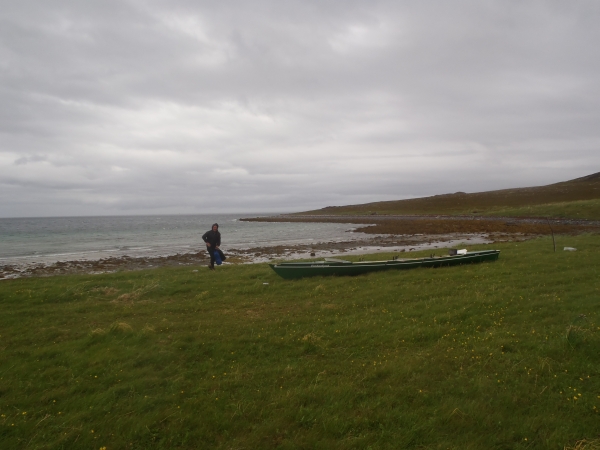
left=300, top=172, right=600, bottom=220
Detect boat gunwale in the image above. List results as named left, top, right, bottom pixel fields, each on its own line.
left=269, top=250, right=500, bottom=279
left=271, top=250, right=500, bottom=268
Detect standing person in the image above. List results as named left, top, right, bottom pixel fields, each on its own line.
left=202, top=223, right=221, bottom=270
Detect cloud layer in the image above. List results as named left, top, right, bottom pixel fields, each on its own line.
left=2, top=0, right=600, bottom=217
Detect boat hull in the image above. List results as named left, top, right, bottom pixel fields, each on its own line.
left=269, top=250, right=500, bottom=279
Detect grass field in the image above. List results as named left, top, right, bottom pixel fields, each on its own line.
left=1, top=235, right=599, bottom=449
left=485, top=199, right=600, bottom=221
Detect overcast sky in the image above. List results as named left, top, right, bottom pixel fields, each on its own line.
left=1, top=0, right=599, bottom=217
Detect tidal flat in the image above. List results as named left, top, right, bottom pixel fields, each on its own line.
left=0, top=234, right=599, bottom=449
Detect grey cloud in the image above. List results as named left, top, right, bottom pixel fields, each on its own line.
left=1, top=0, right=599, bottom=217
left=14, top=154, right=47, bottom=165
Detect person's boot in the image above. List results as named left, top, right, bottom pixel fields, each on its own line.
left=208, top=263, right=215, bottom=270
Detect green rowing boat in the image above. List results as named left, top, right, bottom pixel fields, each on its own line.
left=269, top=249, right=500, bottom=279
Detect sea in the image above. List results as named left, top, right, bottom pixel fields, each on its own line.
left=0, top=214, right=368, bottom=266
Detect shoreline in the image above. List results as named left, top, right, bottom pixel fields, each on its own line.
left=0, top=231, right=533, bottom=280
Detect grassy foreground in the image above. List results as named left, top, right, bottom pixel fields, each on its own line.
left=1, top=236, right=599, bottom=449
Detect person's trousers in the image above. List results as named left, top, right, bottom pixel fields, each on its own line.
left=207, top=248, right=216, bottom=266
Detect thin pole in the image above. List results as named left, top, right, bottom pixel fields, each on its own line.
left=546, top=218, right=556, bottom=252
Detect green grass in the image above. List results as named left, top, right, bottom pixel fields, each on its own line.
left=485, top=199, right=600, bottom=221
left=1, top=235, right=600, bottom=449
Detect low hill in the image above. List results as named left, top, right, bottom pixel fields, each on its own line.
left=298, top=172, right=600, bottom=220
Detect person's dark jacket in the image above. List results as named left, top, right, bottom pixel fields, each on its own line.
left=202, top=229, right=221, bottom=249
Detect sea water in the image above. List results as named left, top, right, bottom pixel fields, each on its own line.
left=0, top=214, right=368, bottom=265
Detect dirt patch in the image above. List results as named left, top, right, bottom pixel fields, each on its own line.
left=245, top=310, right=261, bottom=319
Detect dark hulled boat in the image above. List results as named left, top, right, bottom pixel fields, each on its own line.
left=269, top=249, right=500, bottom=279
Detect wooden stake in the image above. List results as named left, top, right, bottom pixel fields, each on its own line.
left=546, top=218, right=556, bottom=252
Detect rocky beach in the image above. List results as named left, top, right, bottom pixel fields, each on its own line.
left=1, top=229, right=536, bottom=280
left=3, top=214, right=598, bottom=280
